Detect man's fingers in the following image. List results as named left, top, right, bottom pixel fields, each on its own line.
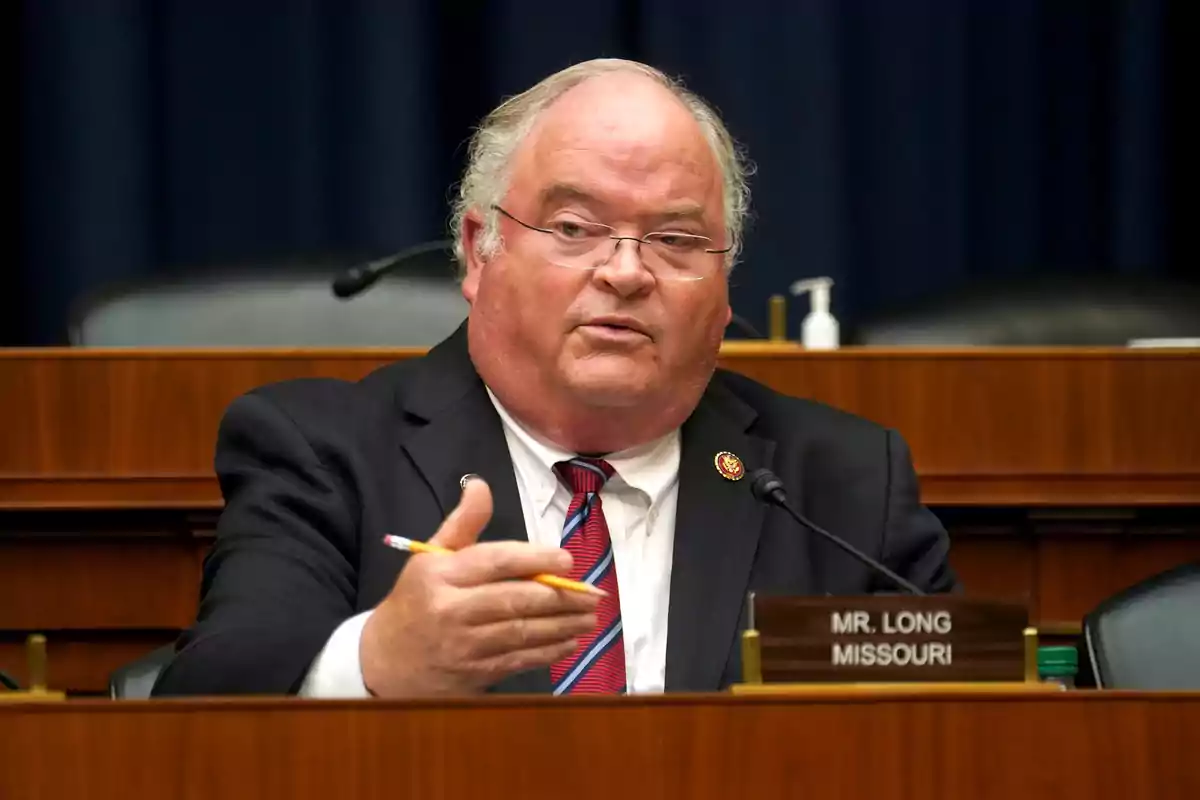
left=467, top=612, right=596, bottom=660
left=452, top=580, right=600, bottom=625
left=484, top=638, right=581, bottom=677
left=444, top=540, right=573, bottom=587
left=428, top=476, right=494, bottom=551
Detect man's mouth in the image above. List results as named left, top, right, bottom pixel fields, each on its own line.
left=583, top=316, right=651, bottom=338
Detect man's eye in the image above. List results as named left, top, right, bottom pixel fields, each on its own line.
left=650, top=233, right=706, bottom=252
left=551, top=221, right=589, bottom=239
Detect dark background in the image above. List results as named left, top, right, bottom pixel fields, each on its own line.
left=12, top=0, right=1189, bottom=346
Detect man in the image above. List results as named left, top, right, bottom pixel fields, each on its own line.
left=153, top=59, right=956, bottom=698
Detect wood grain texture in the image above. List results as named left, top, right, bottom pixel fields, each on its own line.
left=2, top=693, right=1198, bottom=800
left=2, top=346, right=1198, bottom=507
left=722, top=347, right=1200, bottom=504
left=754, top=596, right=1028, bottom=682
left=0, top=536, right=205, bottom=629
left=0, top=631, right=176, bottom=694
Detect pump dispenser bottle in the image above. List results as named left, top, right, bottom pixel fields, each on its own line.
left=790, top=277, right=839, bottom=350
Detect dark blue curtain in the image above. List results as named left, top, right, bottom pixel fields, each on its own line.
left=15, top=0, right=1176, bottom=345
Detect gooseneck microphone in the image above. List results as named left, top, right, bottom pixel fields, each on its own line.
left=331, top=241, right=455, bottom=299
left=748, top=468, right=925, bottom=595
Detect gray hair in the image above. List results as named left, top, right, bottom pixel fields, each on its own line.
left=449, top=59, right=752, bottom=275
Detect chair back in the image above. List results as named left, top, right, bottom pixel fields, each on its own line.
left=1082, top=563, right=1200, bottom=689
left=109, top=645, right=177, bottom=699
left=852, top=275, right=1200, bottom=345
left=70, top=242, right=466, bottom=347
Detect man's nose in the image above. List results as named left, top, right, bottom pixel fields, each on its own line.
left=593, top=238, right=655, bottom=296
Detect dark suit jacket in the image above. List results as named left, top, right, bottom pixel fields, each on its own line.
left=153, top=325, right=957, bottom=695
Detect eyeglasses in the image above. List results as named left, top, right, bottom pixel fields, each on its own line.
left=492, top=205, right=729, bottom=282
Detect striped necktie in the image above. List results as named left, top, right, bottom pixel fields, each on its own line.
left=550, top=458, right=626, bottom=694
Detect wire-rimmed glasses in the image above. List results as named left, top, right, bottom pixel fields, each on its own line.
left=493, top=205, right=729, bottom=282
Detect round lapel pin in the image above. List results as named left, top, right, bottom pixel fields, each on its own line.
left=714, top=451, right=745, bottom=481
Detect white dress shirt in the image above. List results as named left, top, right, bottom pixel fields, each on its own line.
left=299, top=390, right=680, bottom=697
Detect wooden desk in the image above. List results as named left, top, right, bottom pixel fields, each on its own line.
left=3, top=691, right=1198, bottom=799
left=2, top=346, right=1198, bottom=691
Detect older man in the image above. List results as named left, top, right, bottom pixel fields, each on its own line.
left=153, top=59, right=956, bottom=698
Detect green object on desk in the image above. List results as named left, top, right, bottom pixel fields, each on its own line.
left=1038, top=645, right=1079, bottom=686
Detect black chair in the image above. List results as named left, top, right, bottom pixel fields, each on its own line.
left=69, top=241, right=467, bottom=347
left=851, top=275, right=1200, bottom=346
left=1081, top=563, right=1200, bottom=689
left=108, top=645, right=177, bottom=699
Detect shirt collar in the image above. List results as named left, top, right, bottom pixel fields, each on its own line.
left=485, top=387, right=681, bottom=521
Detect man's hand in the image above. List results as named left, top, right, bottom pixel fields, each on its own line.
left=360, top=477, right=598, bottom=697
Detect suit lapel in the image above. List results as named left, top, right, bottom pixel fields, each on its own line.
left=665, top=385, right=775, bottom=692
left=396, top=327, right=777, bottom=694
left=395, top=325, right=551, bottom=693
left=400, top=383, right=527, bottom=547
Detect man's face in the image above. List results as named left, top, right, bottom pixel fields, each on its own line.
left=461, top=73, right=732, bottom=423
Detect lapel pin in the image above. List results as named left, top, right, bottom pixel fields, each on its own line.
left=714, top=451, right=745, bottom=481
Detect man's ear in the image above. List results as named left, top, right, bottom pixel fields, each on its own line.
left=460, top=211, right=488, bottom=303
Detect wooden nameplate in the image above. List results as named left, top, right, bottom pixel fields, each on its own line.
left=736, top=595, right=1039, bottom=689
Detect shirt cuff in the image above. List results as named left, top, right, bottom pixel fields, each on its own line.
left=299, top=610, right=374, bottom=698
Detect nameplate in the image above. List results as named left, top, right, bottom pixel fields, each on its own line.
left=753, top=596, right=1028, bottom=683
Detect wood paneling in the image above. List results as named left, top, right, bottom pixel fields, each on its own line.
left=1036, top=535, right=1200, bottom=622
left=2, top=693, right=1198, bottom=800
left=719, top=346, right=1200, bottom=504
left=1, top=350, right=394, bottom=509
left=3, top=346, right=1198, bottom=506
left=0, top=631, right=175, bottom=694
left=0, top=536, right=205, bottom=629
left=945, top=535, right=1035, bottom=604
left=937, top=519, right=1200, bottom=627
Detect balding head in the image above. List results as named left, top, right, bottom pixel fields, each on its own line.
left=456, top=60, right=746, bottom=454
left=452, top=59, right=751, bottom=275
left=507, top=70, right=725, bottom=248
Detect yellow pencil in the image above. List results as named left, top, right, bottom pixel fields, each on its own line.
left=381, top=535, right=606, bottom=596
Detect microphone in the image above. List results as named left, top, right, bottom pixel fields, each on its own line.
left=748, top=468, right=925, bottom=595
left=331, top=241, right=455, bottom=299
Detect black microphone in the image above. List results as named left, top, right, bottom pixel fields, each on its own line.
left=748, top=468, right=925, bottom=595
left=331, top=241, right=455, bottom=299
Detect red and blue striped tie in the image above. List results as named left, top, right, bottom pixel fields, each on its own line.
left=551, top=458, right=626, bottom=694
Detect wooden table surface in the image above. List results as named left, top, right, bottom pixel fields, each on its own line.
left=3, top=690, right=1198, bottom=800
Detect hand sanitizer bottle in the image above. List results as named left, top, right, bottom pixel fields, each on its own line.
left=790, top=277, right=839, bottom=350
